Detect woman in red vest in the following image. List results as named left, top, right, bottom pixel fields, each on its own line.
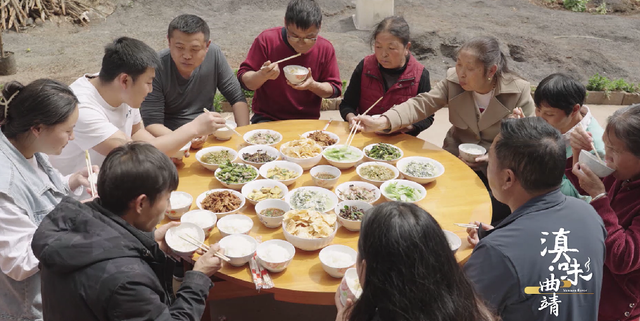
left=339, top=16, right=433, bottom=137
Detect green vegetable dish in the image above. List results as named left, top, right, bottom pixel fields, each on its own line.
left=200, top=150, right=234, bottom=165
left=404, top=161, right=436, bottom=178
left=324, top=146, right=361, bottom=162
left=365, top=143, right=401, bottom=161
left=384, top=182, right=421, bottom=202
left=215, top=161, right=257, bottom=184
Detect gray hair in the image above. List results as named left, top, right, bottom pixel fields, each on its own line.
left=606, top=104, right=640, bottom=158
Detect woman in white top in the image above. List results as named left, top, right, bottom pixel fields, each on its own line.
left=0, top=79, right=95, bottom=320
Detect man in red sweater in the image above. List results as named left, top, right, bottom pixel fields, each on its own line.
left=237, top=0, right=342, bottom=123
left=567, top=103, right=640, bottom=321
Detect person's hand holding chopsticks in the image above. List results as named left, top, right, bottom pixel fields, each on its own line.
left=259, top=60, right=281, bottom=81
left=192, top=110, right=227, bottom=137
left=193, top=243, right=225, bottom=277
left=351, top=114, right=390, bottom=133
left=69, top=165, right=100, bottom=196
left=466, top=221, right=494, bottom=247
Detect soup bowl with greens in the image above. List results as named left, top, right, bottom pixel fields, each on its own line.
left=380, top=179, right=426, bottom=203
left=396, top=156, right=445, bottom=184
left=196, top=146, right=238, bottom=172
left=322, top=145, right=364, bottom=169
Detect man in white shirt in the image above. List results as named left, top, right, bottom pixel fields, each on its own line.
left=50, top=37, right=226, bottom=176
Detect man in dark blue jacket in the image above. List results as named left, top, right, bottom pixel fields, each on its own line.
left=32, top=142, right=223, bottom=321
left=465, top=117, right=606, bottom=320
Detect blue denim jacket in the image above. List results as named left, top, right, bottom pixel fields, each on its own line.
left=0, top=132, right=70, bottom=321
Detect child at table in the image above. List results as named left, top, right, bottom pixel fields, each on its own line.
left=237, top=0, right=342, bottom=123
left=335, top=202, right=496, bottom=321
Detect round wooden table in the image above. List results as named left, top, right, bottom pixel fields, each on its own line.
left=169, top=119, right=491, bottom=305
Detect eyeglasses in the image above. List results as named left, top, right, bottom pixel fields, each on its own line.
left=286, top=30, right=318, bottom=44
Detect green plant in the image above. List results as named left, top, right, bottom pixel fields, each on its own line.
left=563, top=0, right=589, bottom=12
left=596, top=1, right=608, bottom=14
left=586, top=73, right=610, bottom=91
left=213, top=93, right=224, bottom=113
left=341, top=79, right=348, bottom=96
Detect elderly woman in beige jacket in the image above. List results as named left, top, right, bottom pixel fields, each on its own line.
left=355, top=36, right=535, bottom=224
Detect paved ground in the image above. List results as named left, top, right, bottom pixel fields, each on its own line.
left=210, top=104, right=621, bottom=321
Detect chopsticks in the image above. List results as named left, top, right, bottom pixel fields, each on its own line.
left=272, top=53, right=302, bottom=65
left=203, top=108, right=242, bottom=138
left=580, top=122, right=604, bottom=163
left=345, top=96, right=383, bottom=147
left=322, top=119, right=332, bottom=131
left=454, top=223, right=478, bottom=229
left=84, top=150, right=96, bottom=197
left=179, top=234, right=231, bottom=262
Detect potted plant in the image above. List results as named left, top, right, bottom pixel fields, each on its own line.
left=0, top=29, right=17, bottom=76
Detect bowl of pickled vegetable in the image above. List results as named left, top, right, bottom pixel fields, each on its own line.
left=363, top=143, right=403, bottom=164
left=214, top=161, right=259, bottom=190
left=380, top=179, right=426, bottom=203
left=334, top=200, right=372, bottom=231
left=355, top=162, right=400, bottom=187
left=396, top=156, right=445, bottom=184
left=322, top=145, right=364, bottom=169
left=196, top=146, right=238, bottom=172
left=238, top=144, right=280, bottom=167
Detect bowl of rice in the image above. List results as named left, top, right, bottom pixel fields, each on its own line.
left=216, top=214, right=254, bottom=238
left=443, top=230, right=462, bottom=253
left=180, top=209, right=217, bottom=238
left=396, top=156, right=445, bottom=184
left=280, top=138, right=323, bottom=170
left=165, top=191, right=193, bottom=220
left=458, top=143, right=486, bottom=164
left=256, top=239, right=296, bottom=273
left=283, top=65, right=309, bottom=85
left=196, top=146, right=238, bottom=172
left=165, top=222, right=205, bottom=256
left=219, top=234, right=258, bottom=267
left=319, top=244, right=358, bottom=278
left=339, top=268, right=363, bottom=306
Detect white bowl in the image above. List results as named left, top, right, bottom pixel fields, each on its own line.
left=355, top=162, right=400, bottom=187
left=286, top=186, right=339, bottom=213
left=244, top=129, right=283, bottom=146
left=165, top=222, right=205, bottom=256
left=339, top=268, right=362, bottom=306
left=579, top=149, right=614, bottom=178
left=165, top=191, right=193, bottom=220
left=196, top=146, right=238, bottom=172
left=259, top=161, right=303, bottom=186
left=255, top=199, right=291, bottom=228
left=301, top=130, right=340, bottom=149
left=213, top=120, right=237, bottom=141
left=216, top=214, right=254, bottom=238
left=172, top=141, right=192, bottom=159
left=219, top=234, right=258, bottom=267
left=241, top=179, right=289, bottom=205
left=363, top=143, right=404, bottom=164
left=334, top=181, right=381, bottom=204
left=396, top=156, right=445, bottom=185
left=310, top=165, right=342, bottom=189
left=180, top=210, right=217, bottom=238
left=322, top=145, right=364, bottom=170
left=280, top=140, right=323, bottom=170
left=334, top=200, right=373, bottom=232
left=196, top=189, right=246, bottom=217
left=256, top=239, right=296, bottom=273
left=214, top=163, right=259, bottom=190
left=458, top=143, right=486, bottom=163
left=282, top=219, right=338, bottom=251
left=238, top=145, right=280, bottom=167
left=319, top=245, right=358, bottom=278
left=443, top=230, right=462, bottom=254
left=380, top=179, right=427, bottom=203
left=283, top=65, right=309, bottom=85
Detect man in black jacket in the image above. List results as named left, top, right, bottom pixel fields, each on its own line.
left=32, top=142, right=223, bottom=321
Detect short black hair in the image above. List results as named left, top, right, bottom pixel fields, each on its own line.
left=168, top=14, right=210, bottom=42
left=98, top=142, right=178, bottom=214
left=494, top=117, right=565, bottom=194
left=1, top=79, right=78, bottom=140
left=98, top=37, right=161, bottom=83
left=370, top=16, right=410, bottom=47
left=534, top=73, right=586, bottom=116
left=284, top=0, right=322, bottom=30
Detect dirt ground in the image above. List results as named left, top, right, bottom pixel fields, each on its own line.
left=1, top=0, right=639, bottom=88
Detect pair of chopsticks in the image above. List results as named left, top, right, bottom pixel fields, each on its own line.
left=345, top=96, right=383, bottom=147
left=454, top=223, right=479, bottom=229
left=84, top=151, right=96, bottom=197
left=259, top=53, right=302, bottom=71
left=322, top=119, right=333, bottom=131
left=179, top=234, right=231, bottom=262
left=203, top=108, right=242, bottom=138
left=579, top=122, right=604, bottom=163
